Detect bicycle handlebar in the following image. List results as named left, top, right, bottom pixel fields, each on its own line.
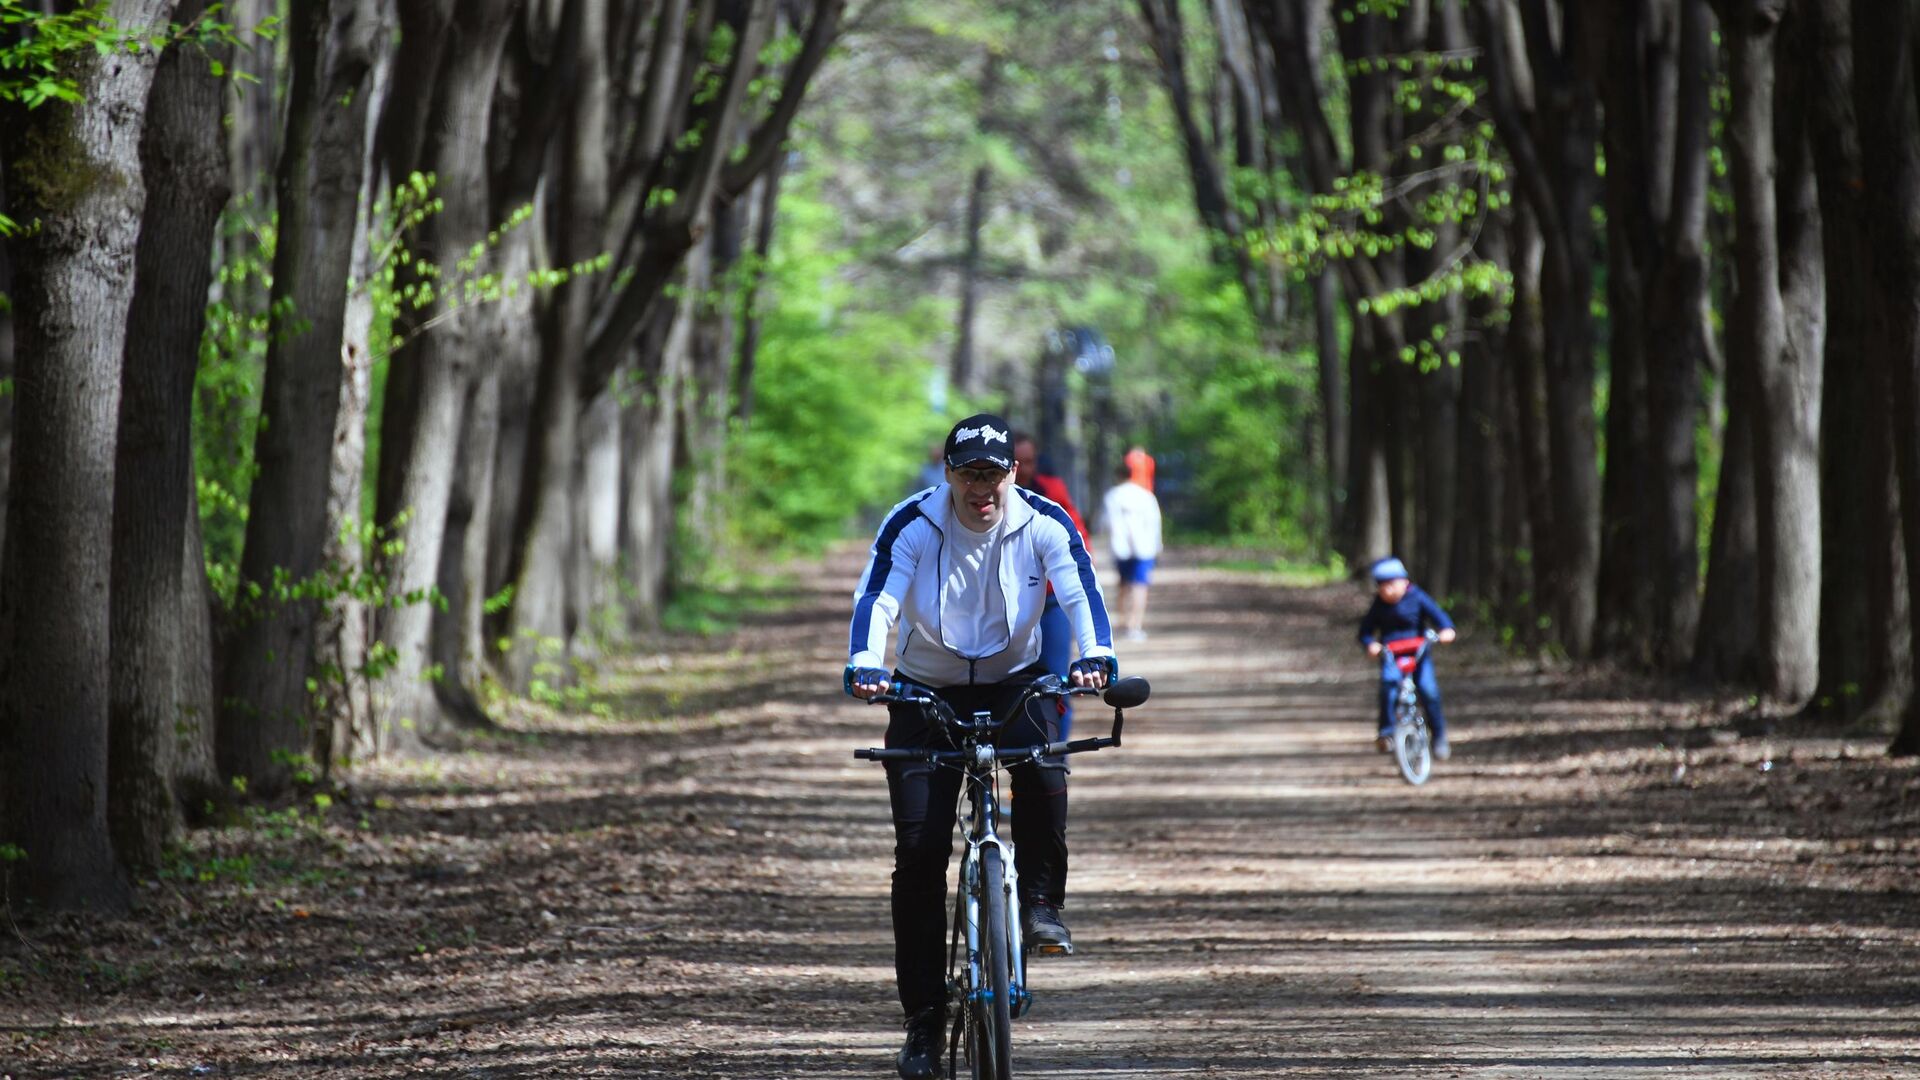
left=853, top=734, right=1120, bottom=764
left=854, top=674, right=1149, bottom=765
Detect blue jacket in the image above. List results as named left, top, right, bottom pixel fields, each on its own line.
left=1358, top=584, right=1454, bottom=646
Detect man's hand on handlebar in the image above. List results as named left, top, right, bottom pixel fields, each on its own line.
left=1365, top=641, right=1383, bottom=658
left=1068, top=656, right=1115, bottom=690
left=1437, top=628, right=1457, bottom=644
left=844, top=665, right=892, bottom=700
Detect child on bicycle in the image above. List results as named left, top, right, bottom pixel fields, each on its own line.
left=1358, top=557, right=1457, bottom=758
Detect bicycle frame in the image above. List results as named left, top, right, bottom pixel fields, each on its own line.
left=1382, top=631, right=1438, bottom=785
left=954, top=737, right=1030, bottom=1018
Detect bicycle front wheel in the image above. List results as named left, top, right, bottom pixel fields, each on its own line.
left=1394, top=705, right=1432, bottom=786
left=974, top=846, right=1015, bottom=1079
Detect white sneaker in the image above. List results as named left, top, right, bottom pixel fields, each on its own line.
left=1433, top=738, right=1451, bottom=761
left=1124, top=628, right=1148, bottom=642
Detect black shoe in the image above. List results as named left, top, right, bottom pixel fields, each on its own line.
left=1024, top=902, right=1073, bottom=954
left=896, top=1005, right=944, bottom=1079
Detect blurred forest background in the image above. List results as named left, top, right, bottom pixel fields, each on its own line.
left=5, top=0, right=1920, bottom=912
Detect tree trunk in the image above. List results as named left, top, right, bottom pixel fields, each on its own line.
left=1721, top=0, right=1823, bottom=706
left=1507, top=204, right=1555, bottom=638
left=684, top=205, right=738, bottom=560
left=624, top=283, right=698, bottom=628
left=0, top=187, right=13, bottom=571
left=734, top=153, right=786, bottom=425
left=503, top=0, right=605, bottom=691
left=1346, top=315, right=1394, bottom=568
left=1852, top=0, right=1920, bottom=754
left=483, top=225, right=542, bottom=622
left=1695, top=327, right=1763, bottom=685
left=1480, top=0, right=1605, bottom=656
left=951, top=52, right=1000, bottom=399
left=576, top=388, right=623, bottom=641
left=223, top=0, right=281, bottom=312
left=312, top=35, right=390, bottom=776
left=1643, top=0, right=1714, bottom=671
left=0, top=0, right=180, bottom=911
left=219, top=0, right=385, bottom=796
left=1594, top=38, right=1654, bottom=661
left=373, top=0, right=519, bottom=733
left=110, top=0, right=232, bottom=872
left=427, top=361, right=501, bottom=728
left=1802, top=0, right=1911, bottom=726
left=1454, top=210, right=1511, bottom=605
left=1312, top=270, right=1347, bottom=546
left=174, top=512, right=222, bottom=818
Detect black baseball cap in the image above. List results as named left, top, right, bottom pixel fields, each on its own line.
left=944, top=412, right=1016, bottom=471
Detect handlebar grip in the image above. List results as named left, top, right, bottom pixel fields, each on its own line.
left=855, top=747, right=924, bottom=761
left=1034, top=736, right=1117, bottom=757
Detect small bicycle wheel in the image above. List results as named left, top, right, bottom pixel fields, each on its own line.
left=1394, top=705, right=1432, bottom=786
left=975, top=847, right=1015, bottom=1079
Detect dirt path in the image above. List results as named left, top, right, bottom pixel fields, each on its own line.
left=6, top=552, right=1920, bottom=1078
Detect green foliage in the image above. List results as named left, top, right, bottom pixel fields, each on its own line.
left=726, top=176, right=955, bottom=549
left=196, top=204, right=274, bottom=602
left=1155, top=266, right=1321, bottom=550
left=0, top=1, right=277, bottom=234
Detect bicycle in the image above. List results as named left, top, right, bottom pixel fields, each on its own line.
left=856, top=673, right=1151, bottom=1080
left=1381, top=630, right=1440, bottom=785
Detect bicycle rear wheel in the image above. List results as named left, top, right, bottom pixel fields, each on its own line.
left=973, top=847, right=1015, bottom=1079
left=1394, top=704, right=1432, bottom=786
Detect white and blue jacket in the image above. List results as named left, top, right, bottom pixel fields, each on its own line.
left=850, top=484, right=1115, bottom=687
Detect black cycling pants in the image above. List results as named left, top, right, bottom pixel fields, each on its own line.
left=884, top=666, right=1069, bottom=1017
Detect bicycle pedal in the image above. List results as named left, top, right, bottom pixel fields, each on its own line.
left=1033, top=942, right=1073, bottom=957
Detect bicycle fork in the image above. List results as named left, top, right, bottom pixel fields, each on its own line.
left=963, top=772, right=1032, bottom=1019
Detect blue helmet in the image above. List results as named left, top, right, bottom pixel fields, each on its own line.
left=1370, top=557, right=1409, bottom=583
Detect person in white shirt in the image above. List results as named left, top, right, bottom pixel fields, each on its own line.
left=845, top=412, right=1117, bottom=1079
left=1101, top=461, right=1163, bottom=641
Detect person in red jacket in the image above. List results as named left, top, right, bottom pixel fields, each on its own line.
left=1014, top=432, right=1087, bottom=737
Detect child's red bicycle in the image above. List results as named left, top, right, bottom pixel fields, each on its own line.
left=1383, top=630, right=1440, bottom=785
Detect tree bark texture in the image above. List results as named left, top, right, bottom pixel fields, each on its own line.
left=1480, top=0, right=1604, bottom=655
left=428, top=365, right=502, bottom=728
left=2, top=171, right=14, bottom=571
left=219, top=0, right=385, bottom=795
left=1695, top=324, right=1763, bottom=685
left=1800, top=0, right=1913, bottom=725
left=503, top=0, right=606, bottom=692
left=1593, top=0, right=1658, bottom=661
left=373, top=0, right=519, bottom=737
left=0, top=0, right=179, bottom=910
left=1642, top=0, right=1714, bottom=669
left=1453, top=225, right=1511, bottom=606
left=951, top=54, right=999, bottom=398
left=623, top=282, right=698, bottom=627
left=1312, top=270, right=1347, bottom=543
left=575, top=387, right=623, bottom=643
left=733, top=153, right=786, bottom=426
left=1507, top=204, right=1555, bottom=640
left=1851, top=0, right=1920, bottom=753
left=684, top=205, right=739, bottom=560
left=312, top=28, right=390, bottom=775
left=1720, top=0, right=1823, bottom=706
left=110, top=0, right=233, bottom=871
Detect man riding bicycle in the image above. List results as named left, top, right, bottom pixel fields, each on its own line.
left=847, top=412, right=1117, bottom=1079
